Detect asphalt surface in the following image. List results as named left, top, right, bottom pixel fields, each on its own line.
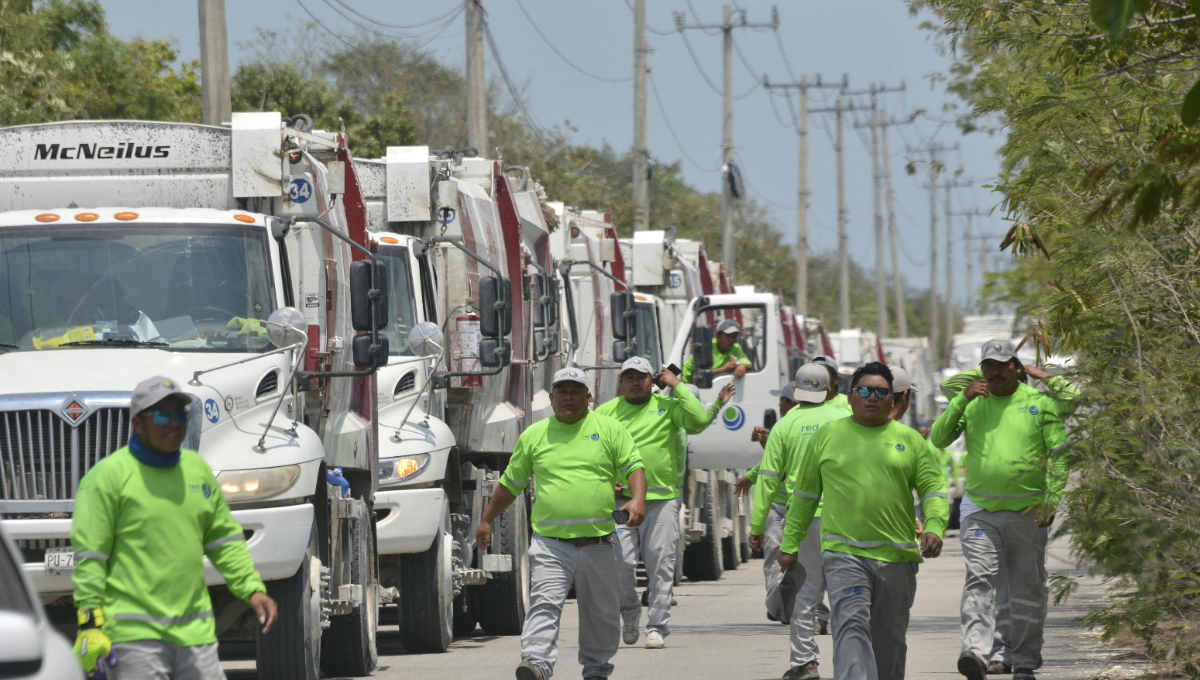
left=223, top=533, right=1122, bottom=680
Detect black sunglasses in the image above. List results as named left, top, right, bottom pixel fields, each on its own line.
left=854, top=386, right=891, bottom=400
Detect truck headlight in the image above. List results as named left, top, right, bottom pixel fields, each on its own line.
left=379, top=453, right=430, bottom=487
left=217, top=465, right=301, bottom=503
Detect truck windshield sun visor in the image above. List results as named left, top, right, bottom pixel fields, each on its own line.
left=0, top=223, right=276, bottom=353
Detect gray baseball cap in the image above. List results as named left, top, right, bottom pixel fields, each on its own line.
left=130, top=375, right=197, bottom=416
left=980, top=338, right=1017, bottom=364
left=620, top=356, right=654, bottom=374
left=552, top=367, right=590, bottom=388
left=810, top=354, right=838, bottom=372
left=769, top=382, right=798, bottom=402
left=716, top=319, right=741, bottom=335
left=793, top=363, right=831, bottom=404
left=891, top=366, right=914, bottom=393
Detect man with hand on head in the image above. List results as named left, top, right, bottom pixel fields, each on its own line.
left=681, top=318, right=752, bottom=383
left=597, top=356, right=708, bottom=650
left=779, top=362, right=948, bottom=680
left=931, top=340, right=1069, bottom=680
left=479, top=367, right=646, bottom=680
left=70, top=376, right=276, bottom=679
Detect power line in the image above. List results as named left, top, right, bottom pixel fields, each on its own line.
left=482, top=18, right=551, bottom=149
left=316, top=0, right=456, bottom=41
left=294, top=0, right=360, bottom=50
left=513, top=0, right=631, bottom=83
left=648, top=73, right=719, bottom=174
left=324, top=0, right=461, bottom=31
left=678, top=29, right=724, bottom=95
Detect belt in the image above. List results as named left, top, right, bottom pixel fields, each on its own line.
left=554, top=533, right=615, bottom=547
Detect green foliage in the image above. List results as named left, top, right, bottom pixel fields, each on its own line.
left=915, top=0, right=1200, bottom=671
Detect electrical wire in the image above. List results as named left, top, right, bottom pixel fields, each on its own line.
left=513, top=0, right=631, bottom=83
left=678, top=30, right=724, bottom=96
left=483, top=18, right=551, bottom=149
left=648, top=73, right=719, bottom=174
left=316, top=0, right=459, bottom=41
left=685, top=0, right=722, bottom=35
left=324, top=0, right=462, bottom=31
left=294, top=0, right=360, bottom=50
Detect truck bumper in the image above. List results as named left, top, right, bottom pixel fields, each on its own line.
left=8, top=504, right=314, bottom=601
left=375, top=488, right=446, bottom=555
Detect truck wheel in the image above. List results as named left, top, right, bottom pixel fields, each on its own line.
left=257, top=523, right=321, bottom=680
left=674, top=502, right=686, bottom=587
left=738, top=504, right=751, bottom=563
left=722, top=482, right=741, bottom=571
left=452, top=591, right=477, bottom=637
left=320, top=502, right=379, bottom=676
left=398, top=510, right=454, bottom=653
left=476, top=493, right=531, bottom=635
left=683, top=481, right=723, bottom=582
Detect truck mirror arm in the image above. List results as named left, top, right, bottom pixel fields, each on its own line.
left=426, top=237, right=508, bottom=345
left=188, top=341, right=305, bottom=386
left=558, top=259, right=636, bottom=358
left=555, top=262, right=581, bottom=358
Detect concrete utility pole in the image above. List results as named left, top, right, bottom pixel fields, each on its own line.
left=675, top=6, right=777, bottom=281
left=762, top=73, right=843, bottom=317
left=953, top=211, right=988, bottom=314
left=940, top=179, right=972, bottom=353
left=879, top=118, right=912, bottom=337
left=198, top=0, right=231, bottom=126
left=465, top=0, right=488, bottom=153
left=633, top=0, right=650, bottom=231
left=909, top=142, right=957, bottom=366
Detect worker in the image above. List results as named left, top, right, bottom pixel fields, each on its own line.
left=596, top=356, right=707, bottom=650
left=940, top=359, right=1079, bottom=404
left=780, top=362, right=948, bottom=680
left=749, top=364, right=849, bottom=680
left=734, top=382, right=798, bottom=585
left=70, top=376, right=277, bottom=679
left=889, top=366, right=915, bottom=424
left=681, top=318, right=752, bottom=383
left=931, top=339, right=1070, bottom=680
left=810, top=355, right=851, bottom=414
left=478, top=367, right=647, bottom=680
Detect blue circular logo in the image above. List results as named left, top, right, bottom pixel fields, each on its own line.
left=591, top=433, right=600, bottom=441
left=721, top=405, right=746, bottom=431
left=204, top=399, right=220, bottom=424
left=895, top=444, right=905, bottom=452
left=201, top=483, right=212, bottom=499
left=288, top=178, right=313, bottom=204
left=1029, top=405, right=1039, bottom=415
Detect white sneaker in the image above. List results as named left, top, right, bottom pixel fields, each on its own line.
left=645, top=631, right=665, bottom=649
left=622, top=622, right=639, bottom=645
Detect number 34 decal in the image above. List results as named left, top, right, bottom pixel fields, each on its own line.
left=288, top=178, right=313, bottom=204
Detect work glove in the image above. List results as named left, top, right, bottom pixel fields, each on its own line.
left=226, top=317, right=268, bottom=339
left=74, top=609, right=117, bottom=678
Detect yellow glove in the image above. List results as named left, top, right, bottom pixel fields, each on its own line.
left=226, top=317, right=267, bottom=339
left=32, top=326, right=96, bottom=350
left=73, top=609, right=113, bottom=676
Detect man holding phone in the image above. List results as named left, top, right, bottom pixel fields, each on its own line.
left=597, top=356, right=708, bottom=650
left=479, top=367, right=646, bottom=680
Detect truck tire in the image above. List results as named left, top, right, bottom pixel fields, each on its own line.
left=476, top=493, right=531, bottom=635
left=722, top=482, right=740, bottom=571
left=674, top=503, right=686, bottom=587
left=683, top=481, right=723, bottom=582
left=257, top=523, right=321, bottom=680
left=398, top=510, right=454, bottom=653
left=320, top=502, right=378, bottom=677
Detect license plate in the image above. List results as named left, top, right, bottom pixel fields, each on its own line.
left=45, top=547, right=75, bottom=576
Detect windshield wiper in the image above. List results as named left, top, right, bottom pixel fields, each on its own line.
left=60, top=339, right=169, bottom=348
left=0, top=342, right=17, bottom=352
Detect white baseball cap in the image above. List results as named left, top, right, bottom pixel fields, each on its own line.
left=890, top=366, right=914, bottom=394
left=130, top=376, right=197, bottom=416
left=793, top=364, right=831, bottom=404
left=620, top=356, right=654, bottom=374
left=551, top=367, right=589, bottom=388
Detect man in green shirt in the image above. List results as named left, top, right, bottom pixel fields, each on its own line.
left=780, top=362, right=948, bottom=680
left=810, top=355, right=852, bottom=414
left=749, top=363, right=849, bottom=680
left=596, top=356, right=707, bottom=650
left=70, top=376, right=277, bottom=679
left=931, top=339, right=1069, bottom=680
left=681, top=318, right=752, bottom=383
left=479, top=367, right=647, bottom=680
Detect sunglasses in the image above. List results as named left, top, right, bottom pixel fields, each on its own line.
left=854, top=386, right=891, bottom=400
left=149, top=410, right=190, bottom=426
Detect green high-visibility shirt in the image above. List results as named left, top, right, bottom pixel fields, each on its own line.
left=751, top=401, right=849, bottom=533
left=597, top=384, right=708, bottom=501
left=781, top=418, right=948, bottom=563
left=932, top=443, right=958, bottom=488
left=70, top=447, right=266, bottom=647
left=940, top=367, right=1080, bottom=403
left=930, top=383, right=1069, bottom=513
left=828, top=393, right=852, bottom=414
left=681, top=340, right=751, bottom=383
left=499, top=411, right=644, bottom=539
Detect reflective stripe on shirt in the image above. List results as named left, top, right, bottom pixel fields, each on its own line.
left=539, top=517, right=613, bottom=526
left=76, top=551, right=108, bottom=561
left=758, top=470, right=780, bottom=478
left=647, top=486, right=674, bottom=494
left=113, top=610, right=214, bottom=626
left=823, top=533, right=917, bottom=551
left=204, top=534, right=246, bottom=552
left=919, top=492, right=947, bottom=503
left=793, top=490, right=820, bottom=500
left=967, top=489, right=1043, bottom=500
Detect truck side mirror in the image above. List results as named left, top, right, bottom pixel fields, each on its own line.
left=534, top=273, right=557, bottom=328
left=610, top=291, right=630, bottom=340
left=479, top=276, right=512, bottom=338
left=692, top=324, right=713, bottom=370
left=350, top=260, right=389, bottom=332
left=479, top=337, right=511, bottom=368
left=788, top=356, right=804, bottom=382
left=612, top=340, right=628, bottom=363
left=352, top=333, right=390, bottom=369
left=764, top=409, right=778, bottom=430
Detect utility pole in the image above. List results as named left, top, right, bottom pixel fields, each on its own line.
left=813, top=98, right=871, bottom=331
left=633, top=0, right=650, bottom=231
left=465, top=0, right=488, bottom=153
left=676, top=6, right=777, bottom=281
left=909, top=142, right=957, bottom=366
left=762, top=73, right=843, bottom=317
left=953, top=210, right=988, bottom=314
left=879, top=116, right=913, bottom=336
left=965, top=230, right=999, bottom=315
left=198, top=0, right=231, bottom=126
left=940, top=178, right=972, bottom=353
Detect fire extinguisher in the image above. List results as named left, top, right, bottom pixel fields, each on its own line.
left=456, top=312, right=483, bottom=388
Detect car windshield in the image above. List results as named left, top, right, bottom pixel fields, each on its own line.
left=0, top=224, right=275, bottom=353
left=0, top=535, right=35, bottom=615
left=375, top=245, right=418, bottom=356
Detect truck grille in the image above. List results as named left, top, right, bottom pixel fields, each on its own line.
left=0, top=408, right=131, bottom=501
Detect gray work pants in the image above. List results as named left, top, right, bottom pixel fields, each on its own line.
left=111, top=641, right=224, bottom=680
left=787, top=518, right=826, bottom=667
left=990, top=556, right=1011, bottom=666
left=617, top=497, right=681, bottom=636
left=823, top=552, right=919, bottom=680
left=764, top=502, right=831, bottom=625
left=960, top=510, right=1048, bottom=671
left=522, top=534, right=623, bottom=679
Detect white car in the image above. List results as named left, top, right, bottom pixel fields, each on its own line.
left=0, top=522, right=83, bottom=679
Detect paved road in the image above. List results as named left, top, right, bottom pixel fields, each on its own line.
left=223, top=534, right=1119, bottom=680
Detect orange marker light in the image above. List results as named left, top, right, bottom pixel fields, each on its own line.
left=114, top=212, right=139, bottom=221
left=75, top=213, right=100, bottom=222
left=380, top=236, right=399, bottom=244
left=35, top=214, right=59, bottom=223
left=233, top=214, right=256, bottom=224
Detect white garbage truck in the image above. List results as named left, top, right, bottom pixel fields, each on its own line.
left=0, top=113, right=391, bottom=679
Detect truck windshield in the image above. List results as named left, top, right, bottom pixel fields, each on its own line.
left=375, top=245, right=418, bottom=356
left=0, top=224, right=275, bottom=353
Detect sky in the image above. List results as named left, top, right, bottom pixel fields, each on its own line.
left=98, top=0, right=1011, bottom=312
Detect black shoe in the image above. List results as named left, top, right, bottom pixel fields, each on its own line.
left=958, top=652, right=987, bottom=680
left=782, top=662, right=820, bottom=680
left=815, top=618, right=829, bottom=635
left=516, top=661, right=545, bottom=680
left=1012, top=669, right=1036, bottom=680
left=767, top=612, right=778, bottom=622
left=641, top=589, right=649, bottom=607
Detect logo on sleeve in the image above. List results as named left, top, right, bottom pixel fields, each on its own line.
left=1028, top=405, right=1039, bottom=415
left=188, top=483, right=213, bottom=499
left=657, top=409, right=666, bottom=416
left=895, top=444, right=905, bottom=452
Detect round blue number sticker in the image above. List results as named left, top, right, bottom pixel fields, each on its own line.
left=204, top=399, right=220, bottom=424
left=288, top=178, right=313, bottom=204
